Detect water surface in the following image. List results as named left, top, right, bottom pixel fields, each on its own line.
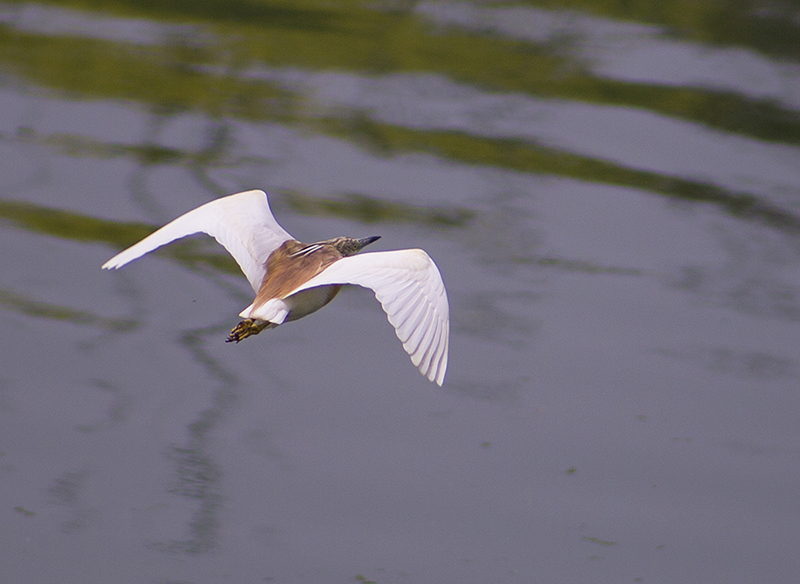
left=2, top=1, right=799, bottom=583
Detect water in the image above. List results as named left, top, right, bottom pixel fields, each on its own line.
left=1, top=1, right=799, bottom=583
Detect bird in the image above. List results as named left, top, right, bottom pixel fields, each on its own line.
left=102, top=189, right=449, bottom=385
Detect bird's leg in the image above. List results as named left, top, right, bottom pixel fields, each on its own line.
left=226, top=318, right=273, bottom=343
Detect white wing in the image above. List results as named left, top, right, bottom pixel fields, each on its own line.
left=102, top=190, right=293, bottom=292
left=288, top=249, right=449, bottom=386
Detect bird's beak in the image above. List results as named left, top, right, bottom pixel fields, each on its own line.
left=357, top=235, right=381, bottom=249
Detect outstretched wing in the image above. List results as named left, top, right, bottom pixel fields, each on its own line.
left=288, top=249, right=449, bottom=386
left=102, top=190, right=293, bottom=292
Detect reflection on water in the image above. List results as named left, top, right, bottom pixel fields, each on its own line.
left=657, top=345, right=798, bottom=381
left=421, top=2, right=800, bottom=107
left=0, top=287, right=137, bottom=330
left=2, top=1, right=800, bottom=583
left=48, top=468, right=95, bottom=533
left=162, top=443, right=223, bottom=554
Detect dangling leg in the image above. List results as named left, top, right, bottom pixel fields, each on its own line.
left=226, top=318, right=275, bottom=343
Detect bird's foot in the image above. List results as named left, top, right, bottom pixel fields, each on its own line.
left=226, top=318, right=270, bottom=343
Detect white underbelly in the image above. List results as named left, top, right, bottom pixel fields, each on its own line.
left=284, top=285, right=341, bottom=321
left=241, top=285, right=341, bottom=324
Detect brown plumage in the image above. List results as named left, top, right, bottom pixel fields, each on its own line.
left=253, top=240, right=344, bottom=310
left=227, top=236, right=380, bottom=342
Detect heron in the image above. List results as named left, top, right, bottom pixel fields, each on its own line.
left=102, top=190, right=449, bottom=385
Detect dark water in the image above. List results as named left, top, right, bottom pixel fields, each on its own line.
left=2, top=1, right=799, bottom=583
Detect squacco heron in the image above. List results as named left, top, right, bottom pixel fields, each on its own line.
left=102, top=190, right=449, bottom=385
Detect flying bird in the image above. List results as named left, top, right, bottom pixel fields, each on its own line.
left=102, top=190, right=449, bottom=385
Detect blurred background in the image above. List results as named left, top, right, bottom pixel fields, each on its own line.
left=1, top=1, right=799, bottom=583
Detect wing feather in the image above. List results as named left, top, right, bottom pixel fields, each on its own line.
left=404, top=301, right=433, bottom=362
left=392, top=292, right=428, bottom=342
left=102, top=190, right=293, bottom=292
left=432, top=316, right=449, bottom=384
left=417, top=309, right=441, bottom=375
left=286, top=249, right=449, bottom=385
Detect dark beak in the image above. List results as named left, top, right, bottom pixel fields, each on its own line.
left=358, top=235, right=381, bottom=248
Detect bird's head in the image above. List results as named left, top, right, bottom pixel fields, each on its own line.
left=328, top=235, right=381, bottom=256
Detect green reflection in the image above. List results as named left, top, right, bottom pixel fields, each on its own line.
left=316, top=117, right=800, bottom=236
left=0, top=0, right=797, bottom=146
left=0, top=27, right=291, bottom=118
left=2, top=0, right=798, bottom=240
left=13, top=506, right=36, bottom=517
left=530, top=0, right=800, bottom=60
left=19, top=0, right=343, bottom=29
left=0, top=198, right=152, bottom=245
left=0, top=288, right=137, bottom=331
left=281, top=190, right=473, bottom=227
left=39, top=131, right=216, bottom=166
left=0, top=198, right=241, bottom=275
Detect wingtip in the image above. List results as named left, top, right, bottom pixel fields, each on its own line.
left=427, top=339, right=447, bottom=386
left=423, top=359, right=447, bottom=386
left=101, top=258, right=122, bottom=270
left=102, top=252, right=133, bottom=270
